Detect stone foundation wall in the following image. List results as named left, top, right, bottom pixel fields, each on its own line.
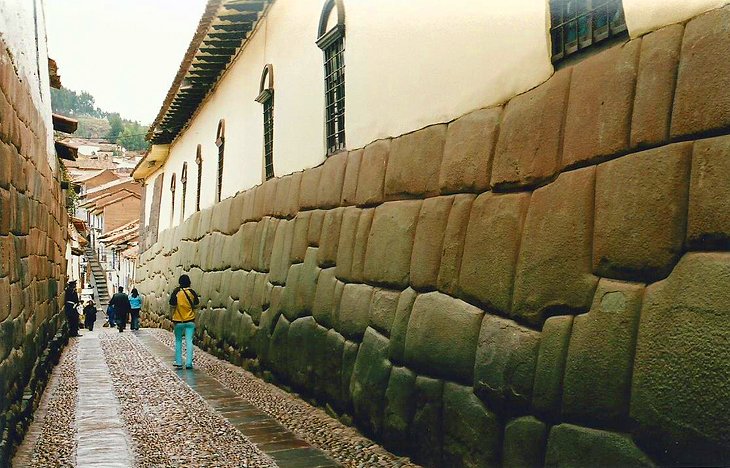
left=137, top=7, right=730, bottom=466
left=0, top=42, right=69, bottom=463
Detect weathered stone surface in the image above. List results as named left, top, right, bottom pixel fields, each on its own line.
left=671, top=6, right=730, bottom=139
left=474, top=314, right=540, bottom=409
left=350, top=208, right=373, bottom=283
left=410, top=196, right=452, bottom=291
left=404, top=292, right=483, bottom=385
left=687, top=135, right=730, bottom=250
left=442, top=382, right=501, bottom=468
left=337, top=283, right=374, bottom=341
left=512, top=167, right=598, bottom=326
left=368, top=288, right=399, bottom=336
left=563, top=279, right=643, bottom=426
left=350, top=327, right=392, bottom=437
left=269, top=219, right=294, bottom=285
left=492, top=68, right=571, bottom=189
left=382, top=366, right=416, bottom=452
left=286, top=171, right=302, bottom=217
left=272, top=173, right=291, bottom=218
left=503, top=416, right=548, bottom=468
left=341, top=340, right=359, bottom=409
left=545, top=424, right=653, bottom=467
left=363, top=200, right=421, bottom=288
left=312, top=267, right=338, bottom=329
left=334, top=206, right=360, bottom=281
left=437, top=194, right=474, bottom=296
left=594, top=142, right=690, bottom=282
left=340, top=149, right=363, bottom=206
left=287, top=316, right=317, bottom=390
left=631, top=24, right=683, bottom=148
left=562, top=40, right=641, bottom=168
left=385, top=125, right=446, bottom=199
left=532, top=315, right=573, bottom=419
left=356, top=139, right=389, bottom=206
left=440, top=107, right=499, bottom=194
left=317, top=151, right=347, bottom=209
left=322, top=329, right=346, bottom=408
left=388, top=287, right=417, bottom=365
left=307, top=209, right=325, bottom=246
left=268, top=315, right=290, bottom=380
left=290, top=212, right=310, bottom=263
left=298, top=165, right=322, bottom=210
left=458, top=192, right=530, bottom=314
left=279, top=248, right=320, bottom=321
left=631, top=253, right=730, bottom=465
left=410, top=376, right=443, bottom=467
left=317, top=208, right=344, bottom=268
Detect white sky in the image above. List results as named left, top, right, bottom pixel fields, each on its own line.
left=45, top=0, right=208, bottom=124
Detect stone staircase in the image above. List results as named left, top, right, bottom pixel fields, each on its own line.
left=85, top=247, right=109, bottom=306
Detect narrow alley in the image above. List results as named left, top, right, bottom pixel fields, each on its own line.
left=13, top=324, right=417, bottom=468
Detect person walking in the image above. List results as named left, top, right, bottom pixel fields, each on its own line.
left=169, top=275, right=200, bottom=369
left=109, top=286, right=132, bottom=333
left=105, top=302, right=115, bottom=328
left=83, top=300, right=98, bottom=331
left=129, top=288, right=143, bottom=331
left=64, top=280, right=81, bottom=337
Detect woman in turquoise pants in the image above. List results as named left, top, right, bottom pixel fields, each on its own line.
left=168, top=274, right=200, bottom=369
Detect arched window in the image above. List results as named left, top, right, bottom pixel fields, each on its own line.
left=215, top=119, right=225, bottom=203
left=549, top=0, right=627, bottom=63
left=180, top=162, right=188, bottom=223
left=316, top=0, right=346, bottom=155
left=256, top=64, right=275, bottom=180
left=196, top=144, right=203, bottom=211
left=170, top=173, right=176, bottom=226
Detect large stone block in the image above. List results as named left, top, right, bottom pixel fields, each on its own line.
left=562, top=40, right=641, bottom=168
left=512, top=167, right=598, bottom=326
left=404, top=292, right=483, bottom=385
left=410, top=376, right=443, bottom=467
left=290, top=212, right=310, bottom=263
left=440, top=107, right=499, bottom=194
left=340, top=149, right=363, bottom=206
left=368, top=288, right=399, bottom=336
left=298, top=165, right=322, bottom=210
left=286, top=171, right=302, bottom=217
left=307, top=210, right=325, bottom=246
left=350, top=327, right=392, bottom=437
left=532, top=315, right=573, bottom=419
left=458, top=192, right=530, bottom=314
left=321, top=329, right=345, bottom=408
left=382, top=366, right=416, bottom=452
left=268, top=315, right=290, bottom=380
left=356, top=139, right=389, bottom=206
left=388, top=287, right=417, bottom=365
left=317, top=208, right=344, bottom=268
left=630, top=24, right=683, bottom=148
left=473, top=314, right=540, bottom=409
left=410, top=196, right=452, bottom=291
left=341, top=340, right=359, bottom=410
left=269, top=219, right=294, bottom=285
left=671, top=6, right=730, bottom=139
left=562, top=279, right=643, bottom=426
left=312, top=267, right=338, bottom=328
left=287, top=316, right=317, bottom=391
left=437, top=194, right=474, bottom=296
left=492, top=68, right=571, bottom=189
left=272, top=174, right=292, bottom=218
left=384, top=125, right=446, bottom=198
left=442, top=382, right=501, bottom=468
left=334, top=206, right=360, bottom=281
left=337, top=283, right=374, bottom=341
left=317, top=151, right=347, bottom=209
left=545, top=424, right=653, bottom=467
left=631, top=253, right=730, bottom=465
left=363, top=200, right=421, bottom=289
left=687, top=135, right=730, bottom=250
left=503, top=416, right=548, bottom=468
left=594, top=142, right=691, bottom=282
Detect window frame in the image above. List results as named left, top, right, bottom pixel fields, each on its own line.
left=256, top=64, right=275, bottom=181
left=169, top=172, right=176, bottom=227
left=180, top=162, right=188, bottom=223
left=195, top=144, right=203, bottom=212
left=215, top=119, right=225, bottom=203
left=316, top=0, right=346, bottom=156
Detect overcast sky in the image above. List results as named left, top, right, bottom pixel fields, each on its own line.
left=45, top=0, right=208, bottom=124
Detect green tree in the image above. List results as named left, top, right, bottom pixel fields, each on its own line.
left=117, top=123, right=149, bottom=151
left=106, top=113, right=124, bottom=141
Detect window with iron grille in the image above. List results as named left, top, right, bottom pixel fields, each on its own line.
left=169, top=173, right=176, bottom=227
left=195, top=144, right=202, bottom=211
left=256, top=64, right=275, bottom=180
left=317, top=0, right=345, bottom=155
left=180, top=162, right=188, bottom=223
left=215, top=120, right=225, bottom=203
left=549, top=0, right=627, bottom=63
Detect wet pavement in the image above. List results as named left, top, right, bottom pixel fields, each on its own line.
left=12, top=324, right=417, bottom=467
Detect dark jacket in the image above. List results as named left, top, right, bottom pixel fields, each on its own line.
left=83, top=304, right=97, bottom=320
left=109, top=292, right=131, bottom=314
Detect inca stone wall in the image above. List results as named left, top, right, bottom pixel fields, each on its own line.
left=0, top=41, right=69, bottom=463
left=137, top=7, right=730, bottom=467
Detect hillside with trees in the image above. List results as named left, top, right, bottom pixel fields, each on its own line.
left=51, top=87, right=150, bottom=151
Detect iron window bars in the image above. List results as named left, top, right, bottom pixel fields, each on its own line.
left=180, top=162, right=188, bottom=223
left=195, top=144, right=202, bottom=211
left=256, top=65, right=275, bottom=180
left=215, top=120, right=225, bottom=203
left=170, top=173, right=176, bottom=226
left=550, top=0, right=627, bottom=63
left=317, top=23, right=345, bottom=155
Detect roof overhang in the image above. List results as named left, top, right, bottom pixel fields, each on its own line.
left=55, top=141, right=78, bottom=161
left=132, top=144, right=170, bottom=181
left=53, top=113, right=78, bottom=133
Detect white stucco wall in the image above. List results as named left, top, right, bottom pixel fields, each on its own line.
left=153, top=0, right=730, bottom=233
left=0, top=0, right=55, bottom=170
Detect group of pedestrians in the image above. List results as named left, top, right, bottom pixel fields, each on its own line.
left=107, top=287, right=143, bottom=332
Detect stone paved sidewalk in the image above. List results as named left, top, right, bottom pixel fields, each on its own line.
left=12, top=325, right=418, bottom=467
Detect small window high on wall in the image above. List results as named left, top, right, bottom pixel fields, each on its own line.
left=256, top=64, right=275, bottom=180
left=195, top=144, right=203, bottom=211
left=215, top=120, right=225, bottom=203
left=180, top=162, right=188, bottom=223
left=549, top=0, right=627, bottom=64
left=170, top=173, right=176, bottom=226
left=316, top=0, right=346, bottom=155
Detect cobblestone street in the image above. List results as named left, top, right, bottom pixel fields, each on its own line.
left=13, top=324, right=417, bottom=468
